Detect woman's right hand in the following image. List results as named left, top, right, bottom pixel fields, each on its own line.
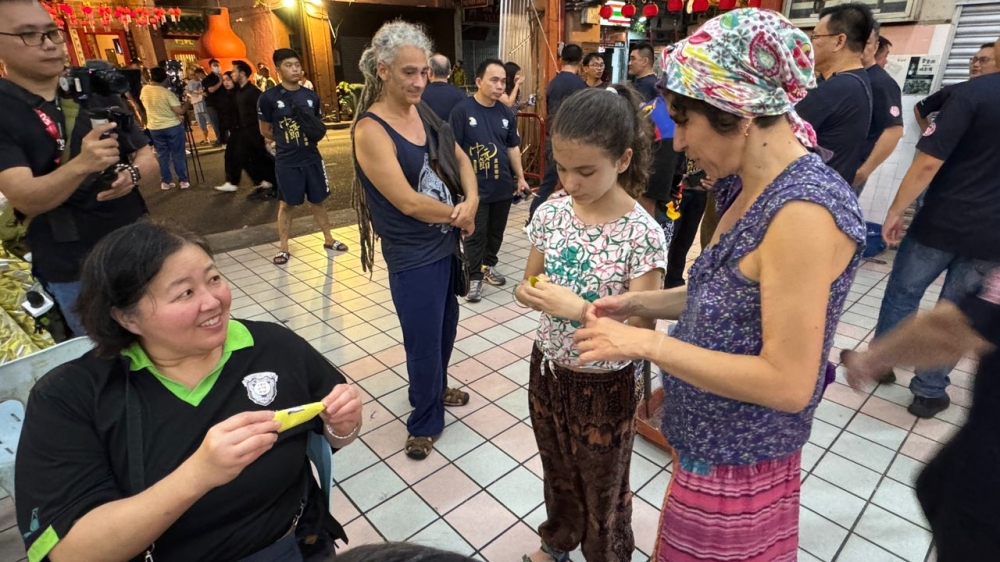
left=188, top=411, right=280, bottom=490
left=591, top=293, right=634, bottom=322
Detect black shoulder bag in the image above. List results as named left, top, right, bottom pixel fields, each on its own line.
left=278, top=87, right=326, bottom=145
left=416, top=101, right=471, bottom=297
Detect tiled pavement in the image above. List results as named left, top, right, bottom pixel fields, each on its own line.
left=0, top=203, right=961, bottom=561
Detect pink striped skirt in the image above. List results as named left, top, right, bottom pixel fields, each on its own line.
left=654, top=450, right=802, bottom=562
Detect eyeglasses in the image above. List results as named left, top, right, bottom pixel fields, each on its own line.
left=809, top=33, right=842, bottom=41
left=589, top=64, right=605, bottom=69
left=0, top=28, right=66, bottom=46
left=970, top=56, right=995, bottom=65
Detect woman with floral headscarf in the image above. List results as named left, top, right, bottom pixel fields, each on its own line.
left=574, top=9, right=865, bottom=561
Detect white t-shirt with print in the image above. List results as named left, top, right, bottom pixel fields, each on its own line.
left=528, top=197, right=667, bottom=371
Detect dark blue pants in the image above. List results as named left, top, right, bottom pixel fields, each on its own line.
left=389, top=256, right=459, bottom=437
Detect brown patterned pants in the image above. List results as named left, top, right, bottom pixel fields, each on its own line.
left=528, top=345, right=639, bottom=561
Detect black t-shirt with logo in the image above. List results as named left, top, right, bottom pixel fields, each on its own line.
left=15, top=321, right=347, bottom=562
left=0, top=79, right=149, bottom=283
left=910, top=73, right=1000, bottom=261
left=257, top=85, right=323, bottom=166
left=449, top=96, right=521, bottom=203
left=859, top=64, right=904, bottom=164
left=796, top=68, right=872, bottom=184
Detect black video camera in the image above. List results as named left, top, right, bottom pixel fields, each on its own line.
left=60, top=64, right=131, bottom=101
left=162, top=59, right=187, bottom=100
left=60, top=62, right=141, bottom=191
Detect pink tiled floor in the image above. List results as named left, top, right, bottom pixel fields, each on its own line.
left=0, top=205, right=964, bottom=561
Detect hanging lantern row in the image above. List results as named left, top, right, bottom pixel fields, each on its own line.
left=600, top=0, right=761, bottom=19
left=43, top=2, right=183, bottom=31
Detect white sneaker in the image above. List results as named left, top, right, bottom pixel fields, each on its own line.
left=179, top=181, right=191, bottom=190
left=161, top=182, right=174, bottom=190
left=214, top=182, right=238, bottom=192
left=255, top=181, right=274, bottom=189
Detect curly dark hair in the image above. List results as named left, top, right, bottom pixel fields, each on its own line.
left=75, top=220, right=213, bottom=357
left=548, top=84, right=652, bottom=198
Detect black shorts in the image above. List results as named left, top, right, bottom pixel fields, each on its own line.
left=275, top=161, right=329, bottom=206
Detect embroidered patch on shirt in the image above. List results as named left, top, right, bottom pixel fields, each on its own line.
left=242, top=372, right=278, bottom=406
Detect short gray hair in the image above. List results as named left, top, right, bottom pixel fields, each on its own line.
left=429, top=54, right=451, bottom=78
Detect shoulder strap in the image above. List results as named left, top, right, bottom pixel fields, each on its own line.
left=123, top=364, right=157, bottom=560
left=124, top=370, right=145, bottom=494
left=841, top=71, right=873, bottom=113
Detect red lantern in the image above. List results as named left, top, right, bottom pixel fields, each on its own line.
left=621, top=2, right=636, bottom=17
left=719, top=0, right=736, bottom=8
left=643, top=2, right=659, bottom=17
left=667, top=0, right=683, bottom=11
left=748, top=0, right=762, bottom=6
left=599, top=4, right=613, bottom=18
left=692, top=0, right=709, bottom=11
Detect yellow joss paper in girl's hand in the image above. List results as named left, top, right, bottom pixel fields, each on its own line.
left=273, top=402, right=326, bottom=433
left=528, top=276, right=540, bottom=287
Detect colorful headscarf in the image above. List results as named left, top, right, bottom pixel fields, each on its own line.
left=663, top=9, right=818, bottom=148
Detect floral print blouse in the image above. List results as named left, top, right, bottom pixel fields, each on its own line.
left=529, top=198, right=667, bottom=371
left=661, top=154, right=865, bottom=466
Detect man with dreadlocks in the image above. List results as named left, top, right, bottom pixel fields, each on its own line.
left=351, top=20, right=479, bottom=461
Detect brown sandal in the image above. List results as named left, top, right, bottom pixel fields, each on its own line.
left=405, top=435, right=434, bottom=460
left=442, top=387, right=470, bottom=407
left=324, top=241, right=349, bottom=252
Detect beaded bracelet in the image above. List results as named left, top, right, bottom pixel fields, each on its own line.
left=325, top=421, right=361, bottom=440
left=113, top=163, right=141, bottom=185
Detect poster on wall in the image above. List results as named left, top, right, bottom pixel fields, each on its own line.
left=784, top=0, right=919, bottom=27
left=885, top=55, right=940, bottom=95
left=902, top=55, right=940, bottom=96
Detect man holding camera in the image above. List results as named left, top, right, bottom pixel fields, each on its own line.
left=0, top=0, right=156, bottom=336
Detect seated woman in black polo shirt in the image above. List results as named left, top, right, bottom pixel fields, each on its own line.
left=15, top=221, right=362, bottom=562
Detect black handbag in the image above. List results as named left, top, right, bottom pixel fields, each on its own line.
left=416, top=102, right=470, bottom=297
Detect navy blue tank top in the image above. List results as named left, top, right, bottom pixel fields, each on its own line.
left=355, top=112, right=457, bottom=273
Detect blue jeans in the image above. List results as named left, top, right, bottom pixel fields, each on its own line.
left=46, top=280, right=85, bottom=336
left=874, top=236, right=996, bottom=398
left=389, top=256, right=459, bottom=437
left=149, top=124, right=189, bottom=184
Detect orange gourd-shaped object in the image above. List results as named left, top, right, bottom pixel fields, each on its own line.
left=197, top=8, right=249, bottom=73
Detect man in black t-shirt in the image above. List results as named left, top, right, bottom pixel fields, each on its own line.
left=628, top=42, right=658, bottom=102
left=871, top=46, right=1000, bottom=418
left=258, top=48, right=348, bottom=266
left=843, top=267, right=1000, bottom=560
left=796, top=2, right=874, bottom=185
left=422, top=53, right=467, bottom=121
left=527, top=44, right=586, bottom=225
left=914, top=42, right=996, bottom=133
left=450, top=59, right=529, bottom=302
left=201, top=58, right=226, bottom=145
left=854, top=26, right=903, bottom=194
left=0, top=0, right=156, bottom=336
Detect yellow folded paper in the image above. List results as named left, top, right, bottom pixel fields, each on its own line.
left=273, top=402, right=325, bottom=433
left=528, top=276, right=540, bottom=287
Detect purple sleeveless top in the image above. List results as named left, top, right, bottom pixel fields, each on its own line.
left=661, top=154, right=865, bottom=466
